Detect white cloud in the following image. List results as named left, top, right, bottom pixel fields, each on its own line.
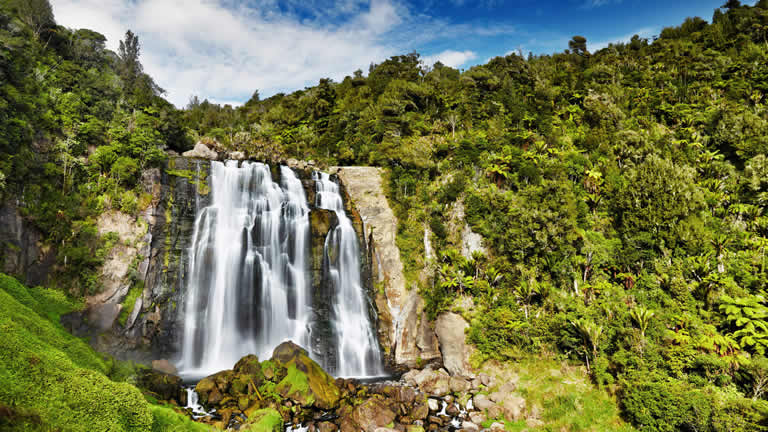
left=422, top=50, right=477, bottom=68
left=583, top=0, right=623, bottom=8
left=50, top=0, right=410, bottom=106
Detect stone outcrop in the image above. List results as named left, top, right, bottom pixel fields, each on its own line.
left=335, top=167, right=439, bottom=370
left=183, top=141, right=219, bottom=160
left=0, top=202, right=55, bottom=286
left=435, top=312, right=475, bottom=377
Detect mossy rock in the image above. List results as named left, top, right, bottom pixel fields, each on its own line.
left=234, top=354, right=263, bottom=377
left=241, top=408, right=283, bottom=432
left=136, top=368, right=183, bottom=402
left=272, top=341, right=341, bottom=410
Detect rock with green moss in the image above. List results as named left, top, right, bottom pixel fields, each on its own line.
left=340, top=396, right=397, bottom=432
left=136, top=368, right=183, bottom=402
left=241, top=408, right=283, bottom=432
left=272, top=341, right=341, bottom=410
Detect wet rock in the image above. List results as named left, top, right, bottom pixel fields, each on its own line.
left=427, top=399, right=440, bottom=412
left=151, top=359, right=177, bottom=375
left=234, top=354, right=263, bottom=376
left=411, top=401, right=429, bottom=420
left=435, top=313, right=474, bottom=377
left=272, top=342, right=341, bottom=410
left=183, top=142, right=218, bottom=160
left=137, top=369, right=183, bottom=402
left=427, top=416, right=443, bottom=426
left=341, top=397, right=396, bottom=432
left=445, top=404, right=459, bottom=417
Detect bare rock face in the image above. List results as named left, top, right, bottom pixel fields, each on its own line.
left=335, top=167, right=439, bottom=369
left=0, top=202, right=55, bottom=286
left=183, top=142, right=218, bottom=160
left=435, top=313, right=474, bottom=377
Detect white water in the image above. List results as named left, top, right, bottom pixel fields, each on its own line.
left=313, top=172, right=383, bottom=377
left=179, top=161, right=312, bottom=379
left=184, top=387, right=214, bottom=419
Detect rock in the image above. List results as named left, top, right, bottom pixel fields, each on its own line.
left=137, top=369, right=183, bottom=402
left=449, top=376, right=471, bottom=393
left=501, top=396, right=526, bottom=421
left=468, top=412, right=486, bottom=425
left=499, top=381, right=517, bottom=394
left=479, top=373, right=491, bottom=386
left=183, top=142, right=218, bottom=160
left=152, top=359, right=177, bottom=375
left=413, top=369, right=451, bottom=397
left=317, top=422, right=338, bottom=432
left=342, top=397, right=397, bottom=432
left=435, top=313, right=474, bottom=377
left=470, top=378, right=481, bottom=390
left=461, top=421, right=479, bottom=432
left=406, top=426, right=425, bottom=432
left=394, top=293, right=441, bottom=368
left=489, top=392, right=505, bottom=403
left=489, top=422, right=505, bottom=432
left=241, top=408, right=283, bottom=432
left=374, top=429, right=398, bottom=432
left=427, top=416, right=443, bottom=426
left=445, top=404, right=460, bottom=417
left=487, top=405, right=503, bottom=420
left=228, top=151, right=246, bottom=160
left=411, top=402, right=429, bottom=420
left=336, top=167, right=407, bottom=357
left=272, top=341, right=341, bottom=410
left=0, top=202, right=53, bottom=286
left=402, top=369, right=420, bottom=387
left=473, top=394, right=494, bottom=411
left=427, top=398, right=440, bottom=412
left=234, top=354, right=262, bottom=376
left=526, top=419, right=545, bottom=428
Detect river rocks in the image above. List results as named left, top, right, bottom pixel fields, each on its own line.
left=271, top=342, right=341, bottom=410
left=427, top=398, right=440, bottom=412
left=137, top=369, right=183, bottom=402
left=341, top=397, right=396, bottom=432
left=411, top=368, right=451, bottom=397
left=462, top=421, right=480, bottom=432
left=473, top=394, right=495, bottom=411
left=434, top=313, right=474, bottom=377
left=183, top=142, right=218, bottom=160
left=449, top=376, right=471, bottom=393
left=489, top=422, right=505, bottom=432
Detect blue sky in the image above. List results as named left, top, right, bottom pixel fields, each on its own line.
left=50, top=0, right=752, bottom=107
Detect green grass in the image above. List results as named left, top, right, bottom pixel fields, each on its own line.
left=481, top=356, right=636, bottom=432
left=119, top=281, right=144, bottom=326
left=0, top=273, right=208, bottom=432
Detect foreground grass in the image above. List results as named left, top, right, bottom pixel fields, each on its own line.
left=481, top=356, right=636, bottom=432
left=0, top=273, right=209, bottom=432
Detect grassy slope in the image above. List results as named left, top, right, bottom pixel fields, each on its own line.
left=0, top=273, right=208, bottom=432
left=481, top=357, right=636, bottom=432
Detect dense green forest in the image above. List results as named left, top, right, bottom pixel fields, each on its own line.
left=2, top=0, right=768, bottom=430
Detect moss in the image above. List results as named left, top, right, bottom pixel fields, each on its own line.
left=276, top=364, right=313, bottom=406
left=241, top=408, right=283, bottom=432
left=118, top=281, right=144, bottom=327
left=0, top=274, right=153, bottom=431
left=150, top=405, right=211, bottom=432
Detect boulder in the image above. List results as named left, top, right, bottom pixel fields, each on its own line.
left=151, top=359, right=177, bottom=375
left=411, top=402, right=429, bottom=420
left=317, top=422, right=339, bottom=432
left=489, top=422, right=505, bottom=432
left=449, top=376, right=471, bottom=393
left=341, top=397, right=397, bottom=432
left=228, top=151, right=246, bottom=160
left=241, top=408, right=283, bottom=432
left=468, top=412, right=486, bottom=425
left=487, top=405, right=503, bottom=420
left=183, top=142, right=218, bottom=160
left=137, top=369, right=182, bottom=402
left=272, top=341, right=341, bottom=410
left=461, top=422, right=479, bottom=432
left=434, top=313, right=474, bottom=377
left=501, top=396, right=526, bottom=421
left=427, top=398, right=440, bottom=412
left=234, top=354, right=262, bottom=376
left=472, top=394, right=494, bottom=411
left=412, top=369, right=451, bottom=397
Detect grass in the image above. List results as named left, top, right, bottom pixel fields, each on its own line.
left=0, top=273, right=210, bottom=432
left=481, top=356, right=636, bottom=432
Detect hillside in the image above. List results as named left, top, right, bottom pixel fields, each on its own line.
left=1, top=0, right=768, bottom=430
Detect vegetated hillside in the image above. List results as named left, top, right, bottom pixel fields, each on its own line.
left=183, top=2, right=768, bottom=430
left=2, top=0, right=768, bottom=429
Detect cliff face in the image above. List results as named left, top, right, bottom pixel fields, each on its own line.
left=335, top=167, right=441, bottom=370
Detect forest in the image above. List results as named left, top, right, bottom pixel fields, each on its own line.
left=1, top=0, right=768, bottom=430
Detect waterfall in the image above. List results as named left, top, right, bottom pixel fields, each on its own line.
left=314, top=172, right=383, bottom=378
left=180, top=161, right=311, bottom=379
left=178, top=161, right=382, bottom=379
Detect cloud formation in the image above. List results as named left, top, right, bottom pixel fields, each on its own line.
left=422, top=50, right=477, bottom=68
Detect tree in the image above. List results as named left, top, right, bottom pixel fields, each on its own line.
left=722, top=0, right=741, bottom=9
left=571, top=318, right=603, bottom=372
left=118, top=30, right=142, bottom=94
left=568, top=36, right=589, bottom=56
left=11, top=0, right=55, bottom=39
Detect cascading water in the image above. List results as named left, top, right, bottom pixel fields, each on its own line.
left=178, top=161, right=382, bottom=379
left=314, top=172, right=383, bottom=378
left=179, top=161, right=312, bottom=379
